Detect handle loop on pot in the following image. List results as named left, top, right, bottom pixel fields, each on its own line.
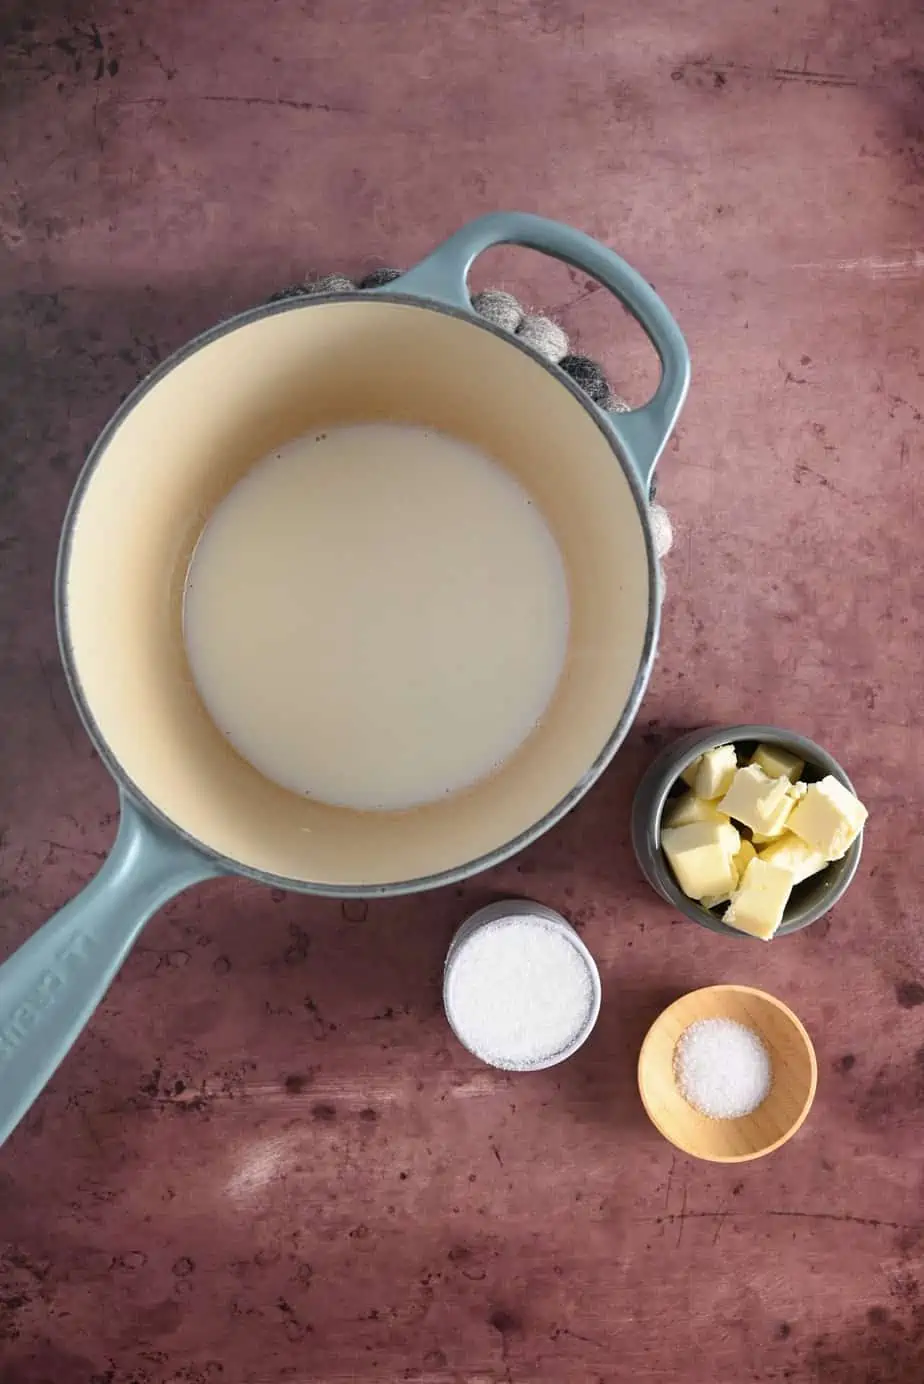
left=390, top=211, right=690, bottom=492
left=0, top=792, right=220, bottom=1147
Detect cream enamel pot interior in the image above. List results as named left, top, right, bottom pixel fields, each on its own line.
left=0, top=212, right=690, bottom=1145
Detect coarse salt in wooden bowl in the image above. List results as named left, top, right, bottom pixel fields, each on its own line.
left=637, top=984, right=817, bottom=1163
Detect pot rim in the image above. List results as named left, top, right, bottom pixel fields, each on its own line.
left=56, top=290, right=661, bottom=897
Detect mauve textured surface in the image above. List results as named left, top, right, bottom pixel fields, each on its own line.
left=1, top=0, right=923, bottom=1380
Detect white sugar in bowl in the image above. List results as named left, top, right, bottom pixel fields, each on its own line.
left=443, top=900, right=602, bottom=1071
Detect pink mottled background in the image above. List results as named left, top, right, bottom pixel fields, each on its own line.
left=1, top=0, right=923, bottom=1380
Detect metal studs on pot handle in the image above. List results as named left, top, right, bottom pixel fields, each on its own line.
left=391, top=211, right=691, bottom=493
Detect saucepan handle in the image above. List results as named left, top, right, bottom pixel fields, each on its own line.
left=0, top=793, right=221, bottom=1147
left=391, top=211, right=691, bottom=492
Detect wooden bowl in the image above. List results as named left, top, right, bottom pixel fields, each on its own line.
left=637, top=985, right=817, bottom=1163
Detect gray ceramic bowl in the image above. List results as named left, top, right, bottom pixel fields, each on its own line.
left=631, top=725, right=863, bottom=938
left=443, top=900, right=602, bottom=1070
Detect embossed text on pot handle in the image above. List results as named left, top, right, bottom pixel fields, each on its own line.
left=0, top=793, right=221, bottom=1147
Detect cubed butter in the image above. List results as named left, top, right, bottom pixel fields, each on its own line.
left=662, top=818, right=740, bottom=857
left=716, top=820, right=742, bottom=857
left=733, top=838, right=758, bottom=876
left=723, top=857, right=794, bottom=941
left=663, top=791, right=730, bottom=829
left=752, top=784, right=806, bottom=842
left=751, top=743, right=805, bottom=783
left=661, top=820, right=741, bottom=901
left=718, top=764, right=796, bottom=836
left=693, top=744, right=738, bottom=800
left=701, top=839, right=759, bottom=910
left=756, top=786, right=798, bottom=838
left=680, top=755, right=702, bottom=788
left=758, top=832, right=828, bottom=884
left=787, top=776, right=868, bottom=860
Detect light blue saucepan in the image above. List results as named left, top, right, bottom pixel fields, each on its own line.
left=0, top=212, right=689, bottom=1145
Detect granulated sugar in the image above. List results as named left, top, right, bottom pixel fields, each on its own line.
left=445, top=916, right=595, bottom=1069
left=674, top=1018, right=772, bottom=1119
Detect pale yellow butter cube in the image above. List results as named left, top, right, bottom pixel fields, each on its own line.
left=716, top=820, right=743, bottom=856
left=758, top=832, right=827, bottom=885
left=680, top=756, right=702, bottom=788
left=723, top=857, right=794, bottom=941
left=733, top=838, right=757, bottom=875
left=751, top=743, right=805, bottom=783
left=756, top=785, right=798, bottom=838
left=661, top=821, right=741, bottom=901
left=787, top=776, right=868, bottom=860
left=752, top=784, right=806, bottom=842
left=718, top=764, right=795, bottom=836
left=693, top=744, right=738, bottom=800
left=663, top=791, right=730, bottom=829
left=700, top=839, right=759, bottom=910
left=700, top=839, right=756, bottom=910
left=660, top=817, right=740, bottom=857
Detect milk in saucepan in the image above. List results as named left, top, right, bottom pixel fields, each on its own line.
left=183, top=423, right=570, bottom=810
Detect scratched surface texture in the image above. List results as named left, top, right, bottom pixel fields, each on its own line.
left=1, top=0, right=924, bottom=1380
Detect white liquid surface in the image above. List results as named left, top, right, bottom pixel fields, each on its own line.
left=183, top=423, right=570, bottom=810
